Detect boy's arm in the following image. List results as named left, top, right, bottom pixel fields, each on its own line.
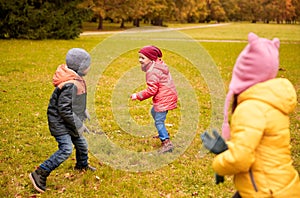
left=57, top=84, right=83, bottom=136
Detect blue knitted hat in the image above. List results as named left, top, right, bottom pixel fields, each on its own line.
left=66, top=48, right=91, bottom=76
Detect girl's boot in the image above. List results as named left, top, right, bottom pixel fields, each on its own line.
left=159, top=139, right=174, bottom=153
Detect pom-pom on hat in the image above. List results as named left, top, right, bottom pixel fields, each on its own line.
left=139, top=45, right=162, bottom=61
left=66, top=48, right=91, bottom=76
left=222, top=32, right=280, bottom=140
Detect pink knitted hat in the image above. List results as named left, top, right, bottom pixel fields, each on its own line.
left=139, top=45, right=162, bottom=61
left=222, top=32, right=280, bottom=140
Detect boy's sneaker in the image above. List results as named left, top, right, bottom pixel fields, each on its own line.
left=29, top=167, right=50, bottom=193
left=158, top=139, right=174, bottom=154
left=74, top=165, right=96, bottom=172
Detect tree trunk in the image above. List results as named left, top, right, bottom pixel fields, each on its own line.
left=97, top=14, right=103, bottom=30
left=120, top=18, right=125, bottom=28
left=133, top=19, right=140, bottom=27
left=151, top=17, right=163, bottom=26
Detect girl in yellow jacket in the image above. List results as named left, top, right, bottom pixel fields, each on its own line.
left=201, top=32, right=300, bottom=197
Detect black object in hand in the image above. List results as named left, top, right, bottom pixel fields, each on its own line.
left=200, top=130, right=228, bottom=154
left=215, top=173, right=225, bottom=184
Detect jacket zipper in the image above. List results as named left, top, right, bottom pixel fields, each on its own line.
left=249, top=169, right=258, bottom=192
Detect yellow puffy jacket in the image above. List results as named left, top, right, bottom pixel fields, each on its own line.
left=213, top=78, right=300, bottom=197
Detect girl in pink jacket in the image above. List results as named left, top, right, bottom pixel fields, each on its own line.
left=131, top=45, right=178, bottom=153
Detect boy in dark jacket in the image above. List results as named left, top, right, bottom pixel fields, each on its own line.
left=29, top=48, right=96, bottom=193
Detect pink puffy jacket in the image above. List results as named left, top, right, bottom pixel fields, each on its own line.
left=137, top=61, right=177, bottom=112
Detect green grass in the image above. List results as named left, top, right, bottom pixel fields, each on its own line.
left=0, top=23, right=299, bottom=197
left=82, top=21, right=216, bottom=32
left=83, top=21, right=300, bottom=42
left=181, top=23, right=300, bottom=42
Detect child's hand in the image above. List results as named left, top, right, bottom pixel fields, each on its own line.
left=200, top=130, right=228, bottom=154
left=85, top=109, right=90, bottom=121
left=131, top=93, right=137, bottom=100
left=215, top=173, right=225, bottom=184
left=78, top=123, right=90, bottom=135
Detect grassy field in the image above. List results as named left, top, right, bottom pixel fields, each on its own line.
left=0, top=23, right=299, bottom=197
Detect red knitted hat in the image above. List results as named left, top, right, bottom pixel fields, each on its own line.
left=139, top=45, right=162, bottom=61
left=222, top=32, right=280, bottom=140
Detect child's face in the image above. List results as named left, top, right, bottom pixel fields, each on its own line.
left=138, top=53, right=152, bottom=67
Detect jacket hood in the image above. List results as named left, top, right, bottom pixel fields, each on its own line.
left=153, top=61, right=169, bottom=75
left=52, top=64, right=83, bottom=87
left=239, top=78, right=297, bottom=114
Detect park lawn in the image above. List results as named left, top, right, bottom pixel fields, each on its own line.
left=181, top=22, right=300, bottom=42
left=0, top=23, right=299, bottom=197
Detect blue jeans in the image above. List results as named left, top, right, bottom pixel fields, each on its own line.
left=40, top=134, right=88, bottom=172
left=151, top=107, right=169, bottom=141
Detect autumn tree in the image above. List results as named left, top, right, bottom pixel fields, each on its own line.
left=127, top=0, right=154, bottom=27
left=284, top=0, right=296, bottom=23
left=82, top=0, right=300, bottom=29
left=145, top=0, right=170, bottom=26
left=173, top=0, right=207, bottom=23
left=88, top=0, right=109, bottom=30
left=292, top=0, right=300, bottom=22
left=236, top=0, right=264, bottom=22
left=206, top=0, right=227, bottom=22
left=220, top=0, right=240, bottom=21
